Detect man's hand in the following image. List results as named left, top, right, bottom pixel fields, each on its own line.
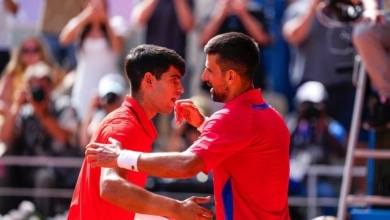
left=85, top=137, right=122, bottom=168
left=171, top=196, right=214, bottom=220
left=174, top=99, right=205, bottom=128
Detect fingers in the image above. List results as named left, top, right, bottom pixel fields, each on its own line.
left=86, top=142, right=101, bottom=149
left=191, top=196, right=211, bottom=204
left=200, top=208, right=214, bottom=219
left=108, top=137, right=120, bottom=146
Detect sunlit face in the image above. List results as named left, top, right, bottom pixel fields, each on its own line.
left=20, top=39, right=42, bottom=67
left=151, top=65, right=184, bottom=114
left=202, top=54, right=229, bottom=103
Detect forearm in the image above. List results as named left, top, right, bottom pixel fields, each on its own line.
left=100, top=168, right=179, bottom=218
left=237, top=11, right=271, bottom=45
left=173, top=0, right=194, bottom=33
left=131, top=0, right=158, bottom=26
left=199, top=9, right=228, bottom=46
left=283, top=2, right=318, bottom=45
left=4, top=0, right=18, bottom=14
left=0, top=103, right=19, bottom=145
left=137, top=152, right=204, bottom=178
left=103, top=19, right=123, bottom=53
left=362, top=0, right=378, bottom=10
left=60, top=13, right=90, bottom=46
left=38, top=114, right=72, bottom=143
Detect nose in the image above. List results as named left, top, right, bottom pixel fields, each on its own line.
left=201, top=69, right=208, bottom=82
left=178, top=81, right=185, bottom=95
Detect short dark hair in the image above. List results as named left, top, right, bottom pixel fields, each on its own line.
left=204, top=32, right=259, bottom=81
left=124, top=44, right=186, bottom=93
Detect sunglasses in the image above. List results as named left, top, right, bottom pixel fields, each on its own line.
left=21, top=47, right=40, bottom=54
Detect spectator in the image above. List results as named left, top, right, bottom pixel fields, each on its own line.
left=0, top=62, right=80, bottom=217
left=282, top=0, right=369, bottom=198
left=0, top=36, right=64, bottom=118
left=130, top=0, right=195, bottom=146
left=352, top=0, right=390, bottom=129
left=287, top=81, right=346, bottom=218
left=79, top=73, right=128, bottom=147
left=39, top=0, right=83, bottom=72
left=0, top=0, right=18, bottom=75
left=131, top=0, right=195, bottom=98
left=60, top=0, right=126, bottom=121
left=199, top=0, right=271, bottom=90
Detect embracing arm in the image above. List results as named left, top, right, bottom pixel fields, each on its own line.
left=138, top=151, right=204, bottom=178
left=86, top=99, right=207, bottom=177
left=100, top=165, right=212, bottom=219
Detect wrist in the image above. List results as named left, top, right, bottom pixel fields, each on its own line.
left=117, top=150, right=142, bottom=171
left=197, top=117, right=209, bottom=132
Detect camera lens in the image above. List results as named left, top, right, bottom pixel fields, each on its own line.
left=31, top=86, right=45, bottom=102
left=104, top=92, right=118, bottom=105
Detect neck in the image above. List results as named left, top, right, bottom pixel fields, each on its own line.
left=131, top=93, right=157, bottom=120
left=226, top=84, right=254, bottom=103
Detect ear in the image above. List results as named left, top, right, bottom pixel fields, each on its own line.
left=226, top=70, right=237, bottom=83
left=143, top=72, right=154, bottom=88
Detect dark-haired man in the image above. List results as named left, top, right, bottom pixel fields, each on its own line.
left=86, top=32, right=291, bottom=220
left=68, top=45, right=213, bottom=220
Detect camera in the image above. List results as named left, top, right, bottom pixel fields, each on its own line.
left=300, top=102, right=323, bottom=122
left=30, top=86, right=45, bottom=102
left=328, top=0, right=363, bottom=22
left=101, top=92, right=119, bottom=105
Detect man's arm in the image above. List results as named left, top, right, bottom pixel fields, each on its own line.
left=87, top=137, right=205, bottom=178
left=361, top=0, right=386, bottom=25
left=99, top=165, right=213, bottom=219
left=282, top=0, right=321, bottom=45
left=4, top=0, right=18, bottom=14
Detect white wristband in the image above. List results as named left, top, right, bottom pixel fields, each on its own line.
left=197, top=117, right=209, bottom=133
left=117, top=150, right=141, bottom=171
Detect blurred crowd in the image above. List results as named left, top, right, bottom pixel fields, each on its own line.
left=0, top=0, right=389, bottom=219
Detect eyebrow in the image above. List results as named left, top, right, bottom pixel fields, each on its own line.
left=168, top=72, right=182, bottom=79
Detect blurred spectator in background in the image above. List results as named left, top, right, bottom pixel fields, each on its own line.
left=130, top=0, right=195, bottom=147
left=39, top=0, right=83, bottom=72
left=282, top=0, right=369, bottom=198
left=131, top=0, right=195, bottom=99
left=0, top=0, right=18, bottom=75
left=256, top=0, right=294, bottom=112
left=199, top=0, right=271, bottom=91
left=352, top=0, right=390, bottom=129
left=0, top=62, right=80, bottom=217
left=287, top=81, right=346, bottom=218
left=60, top=0, right=126, bottom=121
left=79, top=73, right=127, bottom=147
left=0, top=36, right=64, bottom=122
left=282, top=0, right=362, bottom=140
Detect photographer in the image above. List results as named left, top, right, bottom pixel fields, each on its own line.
left=0, top=62, right=80, bottom=217
left=288, top=81, right=346, bottom=218
left=282, top=0, right=369, bottom=205
left=79, top=73, right=127, bottom=148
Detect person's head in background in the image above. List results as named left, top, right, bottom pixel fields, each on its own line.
left=23, top=61, right=55, bottom=106
left=295, top=81, right=328, bottom=124
left=78, top=0, right=110, bottom=49
left=3, top=36, right=53, bottom=76
left=202, top=32, right=259, bottom=103
left=97, top=73, right=127, bottom=113
left=124, top=44, right=185, bottom=118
